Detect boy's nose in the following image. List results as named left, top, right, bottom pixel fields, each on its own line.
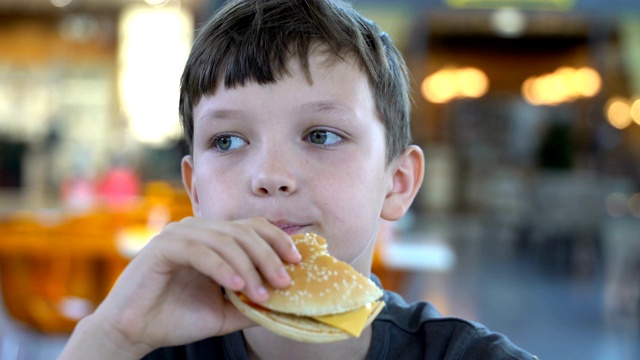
left=251, top=151, right=298, bottom=196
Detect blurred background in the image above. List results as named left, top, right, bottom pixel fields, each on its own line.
left=0, top=0, right=639, bottom=358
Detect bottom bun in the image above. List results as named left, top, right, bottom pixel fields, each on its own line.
left=226, top=290, right=385, bottom=343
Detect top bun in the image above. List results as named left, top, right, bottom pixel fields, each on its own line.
left=260, top=233, right=383, bottom=316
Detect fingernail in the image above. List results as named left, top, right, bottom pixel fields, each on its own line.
left=231, top=275, right=244, bottom=289
left=256, top=286, right=268, bottom=301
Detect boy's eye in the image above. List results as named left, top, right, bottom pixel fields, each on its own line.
left=307, top=130, right=342, bottom=146
left=212, top=135, right=247, bottom=151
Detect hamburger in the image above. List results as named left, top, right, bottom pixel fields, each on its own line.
left=225, top=232, right=385, bottom=343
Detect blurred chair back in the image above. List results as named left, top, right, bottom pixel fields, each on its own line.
left=0, top=181, right=193, bottom=333
left=0, top=211, right=127, bottom=333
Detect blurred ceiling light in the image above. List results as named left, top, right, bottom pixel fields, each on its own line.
left=605, top=97, right=633, bottom=130
left=521, top=77, right=537, bottom=104
left=541, top=73, right=569, bottom=104
left=422, top=69, right=457, bottom=104
left=490, top=8, right=526, bottom=37
left=421, top=66, right=489, bottom=104
left=631, top=98, right=640, bottom=125
left=522, top=66, right=601, bottom=106
left=457, top=67, right=490, bottom=97
left=521, top=76, right=544, bottom=106
left=118, top=5, right=193, bottom=147
left=523, top=75, right=563, bottom=106
left=572, top=67, right=602, bottom=97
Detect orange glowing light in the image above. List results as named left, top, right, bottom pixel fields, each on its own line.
left=630, top=98, right=640, bottom=125
left=521, top=66, right=602, bottom=106
left=456, top=67, right=489, bottom=98
left=605, top=97, right=632, bottom=130
left=572, top=67, right=601, bottom=97
left=421, top=66, right=489, bottom=104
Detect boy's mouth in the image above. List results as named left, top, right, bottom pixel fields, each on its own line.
left=269, top=221, right=310, bottom=235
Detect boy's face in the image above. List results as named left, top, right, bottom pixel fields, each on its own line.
left=182, top=52, right=395, bottom=266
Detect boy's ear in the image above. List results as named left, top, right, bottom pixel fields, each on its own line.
left=381, top=145, right=425, bottom=221
left=181, top=155, right=201, bottom=217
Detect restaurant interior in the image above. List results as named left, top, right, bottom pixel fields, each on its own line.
left=1, top=0, right=639, bottom=358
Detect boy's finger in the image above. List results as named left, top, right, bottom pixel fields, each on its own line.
left=225, top=220, right=299, bottom=289
left=201, top=222, right=289, bottom=294
left=172, top=222, right=276, bottom=302
left=153, top=236, right=245, bottom=292
left=198, top=231, right=273, bottom=303
left=173, top=218, right=271, bottom=299
left=245, top=218, right=303, bottom=264
left=152, top=223, right=266, bottom=302
left=162, top=217, right=297, bottom=302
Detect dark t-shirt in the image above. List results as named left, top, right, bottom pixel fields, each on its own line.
left=143, top=278, right=535, bottom=359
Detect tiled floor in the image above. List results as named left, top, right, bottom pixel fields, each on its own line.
left=1, top=216, right=639, bottom=359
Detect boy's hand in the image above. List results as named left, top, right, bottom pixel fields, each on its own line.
left=59, top=217, right=302, bottom=359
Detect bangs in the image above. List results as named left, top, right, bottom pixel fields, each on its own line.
left=183, top=0, right=354, bottom=99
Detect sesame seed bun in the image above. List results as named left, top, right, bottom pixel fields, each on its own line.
left=225, top=233, right=384, bottom=342
left=226, top=289, right=384, bottom=343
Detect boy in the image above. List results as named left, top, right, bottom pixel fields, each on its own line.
left=60, top=0, right=534, bottom=358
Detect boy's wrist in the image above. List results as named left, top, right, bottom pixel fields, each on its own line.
left=59, top=314, right=152, bottom=360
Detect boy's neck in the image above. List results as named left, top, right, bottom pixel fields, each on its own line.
left=243, top=326, right=373, bottom=360
left=346, top=233, right=377, bottom=280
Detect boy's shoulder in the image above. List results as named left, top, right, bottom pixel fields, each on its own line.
left=372, top=289, right=536, bottom=359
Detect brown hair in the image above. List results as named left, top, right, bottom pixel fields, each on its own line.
left=179, top=0, right=411, bottom=163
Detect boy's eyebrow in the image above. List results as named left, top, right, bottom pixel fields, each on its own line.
left=197, top=100, right=355, bottom=122
left=298, top=100, right=355, bottom=116
left=197, top=108, right=245, bottom=121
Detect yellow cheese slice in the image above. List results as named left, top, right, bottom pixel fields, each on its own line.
left=312, top=301, right=380, bottom=338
